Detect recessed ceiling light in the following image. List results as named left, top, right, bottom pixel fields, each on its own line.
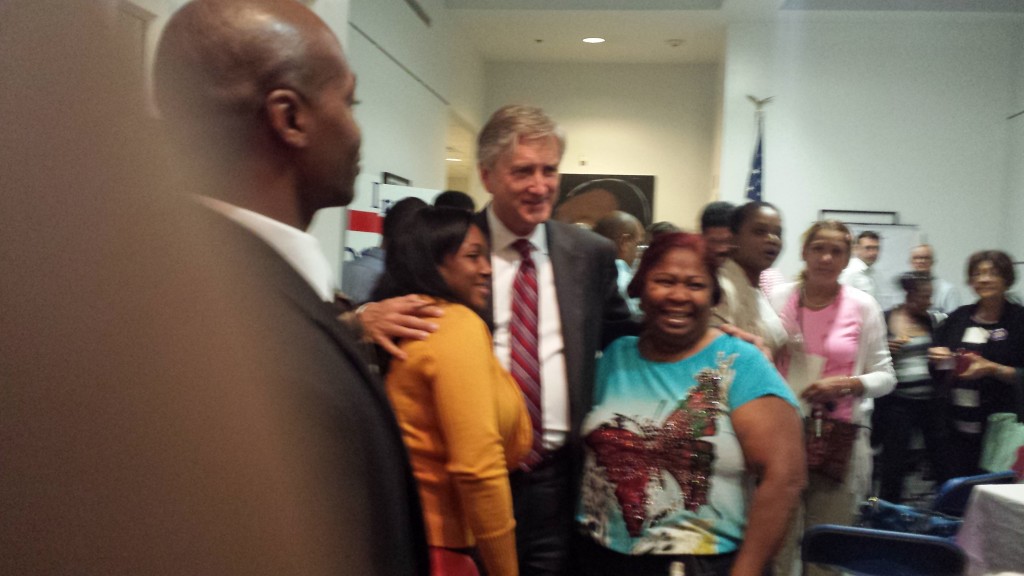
left=582, top=37, right=605, bottom=44
left=445, top=158, right=462, bottom=162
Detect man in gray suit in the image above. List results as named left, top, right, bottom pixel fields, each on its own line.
left=473, top=105, right=635, bottom=576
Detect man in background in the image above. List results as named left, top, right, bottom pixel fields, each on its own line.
left=434, top=189, right=476, bottom=212
left=908, top=243, right=961, bottom=314
left=840, top=230, right=881, bottom=301
left=700, top=200, right=735, bottom=269
left=646, top=220, right=681, bottom=245
left=342, top=196, right=427, bottom=304
left=593, top=210, right=645, bottom=320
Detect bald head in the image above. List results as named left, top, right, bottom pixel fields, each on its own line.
left=154, top=0, right=362, bottom=228
left=594, top=211, right=644, bottom=265
left=155, top=0, right=342, bottom=129
left=911, top=244, right=935, bottom=273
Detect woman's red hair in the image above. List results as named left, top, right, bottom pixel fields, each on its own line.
left=627, top=231, right=721, bottom=305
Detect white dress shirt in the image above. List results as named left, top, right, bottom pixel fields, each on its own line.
left=615, top=259, right=642, bottom=320
left=839, top=257, right=877, bottom=301
left=199, top=196, right=336, bottom=302
left=487, top=207, right=569, bottom=449
left=930, top=277, right=962, bottom=314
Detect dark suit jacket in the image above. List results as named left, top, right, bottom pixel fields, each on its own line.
left=204, top=212, right=429, bottom=576
left=474, top=211, right=637, bottom=445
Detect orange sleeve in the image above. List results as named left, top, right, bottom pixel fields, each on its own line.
left=427, top=305, right=519, bottom=576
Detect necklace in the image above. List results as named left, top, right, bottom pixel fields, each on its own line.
left=970, top=312, right=999, bottom=325
left=801, top=285, right=839, bottom=310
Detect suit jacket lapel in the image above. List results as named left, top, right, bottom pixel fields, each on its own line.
left=547, top=222, right=584, bottom=405
left=212, top=212, right=388, bottom=406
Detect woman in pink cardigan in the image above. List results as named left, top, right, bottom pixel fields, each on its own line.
left=768, top=220, right=895, bottom=576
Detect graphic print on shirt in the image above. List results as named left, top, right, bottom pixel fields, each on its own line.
left=584, top=367, right=724, bottom=537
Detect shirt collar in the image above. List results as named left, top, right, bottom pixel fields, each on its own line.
left=198, top=196, right=336, bottom=301
left=485, top=204, right=548, bottom=255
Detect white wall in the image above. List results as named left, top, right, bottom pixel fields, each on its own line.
left=301, top=0, right=352, bottom=273
left=1008, top=25, right=1024, bottom=265
left=340, top=0, right=485, bottom=270
left=720, top=15, right=1023, bottom=290
left=345, top=29, right=448, bottom=200
left=347, top=0, right=485, bottom=189
left=484, top=61, right=720, bottom=230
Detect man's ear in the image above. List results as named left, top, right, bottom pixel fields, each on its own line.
left=265, top=89, right=311, bottom=148
left=478, top=164, right=493, bottom=193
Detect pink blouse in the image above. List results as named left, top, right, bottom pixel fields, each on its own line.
left=777, top=286, right=862, bottom=421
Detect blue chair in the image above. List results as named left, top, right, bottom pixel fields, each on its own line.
left=932, top=470, right=1017, bottom=517
left=802, top=524, right=966, bottom=576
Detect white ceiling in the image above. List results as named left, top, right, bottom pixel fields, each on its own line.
left=445, top=0, right=1023, bottom=64
left=440, top=0, right=1022, bottom=184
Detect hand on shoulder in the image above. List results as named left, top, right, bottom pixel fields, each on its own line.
left=357, top=295, right=442, bottom=359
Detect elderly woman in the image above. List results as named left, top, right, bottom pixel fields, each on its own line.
left=929, top=250, right=1024, bottom=478
left=376, top=206, right=532, bottom=576
left=768, top=220, right=895, bottom=576
left=575, top=232, right=805, bottom=576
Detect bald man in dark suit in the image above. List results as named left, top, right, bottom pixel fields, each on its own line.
left=154, top=2, right=428, bottom=574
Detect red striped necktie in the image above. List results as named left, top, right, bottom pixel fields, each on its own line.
left=510, top=239, right=543, bottom=470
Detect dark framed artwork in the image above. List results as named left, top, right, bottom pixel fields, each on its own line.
left=554, top=174, right=654, bottom=228
left=382, top=172, right=410, bottom=186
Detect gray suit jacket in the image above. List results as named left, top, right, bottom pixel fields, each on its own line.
left=474, top=211, right=638, bottom=443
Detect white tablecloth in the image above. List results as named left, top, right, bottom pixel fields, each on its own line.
left=958, top=484, right=1024, bottom=576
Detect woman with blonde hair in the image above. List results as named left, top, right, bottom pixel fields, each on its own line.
left=769, top=220, right=895, bottom=576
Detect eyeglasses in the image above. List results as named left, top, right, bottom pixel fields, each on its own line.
left=970, top=270, right=1001, bottom=280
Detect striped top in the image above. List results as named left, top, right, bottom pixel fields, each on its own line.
left=890, top=335, right=935, bottom=399
left=886, top=308, right=943, bottom=400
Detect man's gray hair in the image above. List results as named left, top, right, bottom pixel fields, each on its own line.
left=476, top=104, right=566, bottom=169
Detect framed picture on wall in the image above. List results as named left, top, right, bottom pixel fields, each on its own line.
left=554, top=174, right=655, bottom=228
left=382, top=172, right=410, bottom=186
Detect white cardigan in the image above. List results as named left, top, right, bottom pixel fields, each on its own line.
left=768, top=282, right=896, bottom=423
